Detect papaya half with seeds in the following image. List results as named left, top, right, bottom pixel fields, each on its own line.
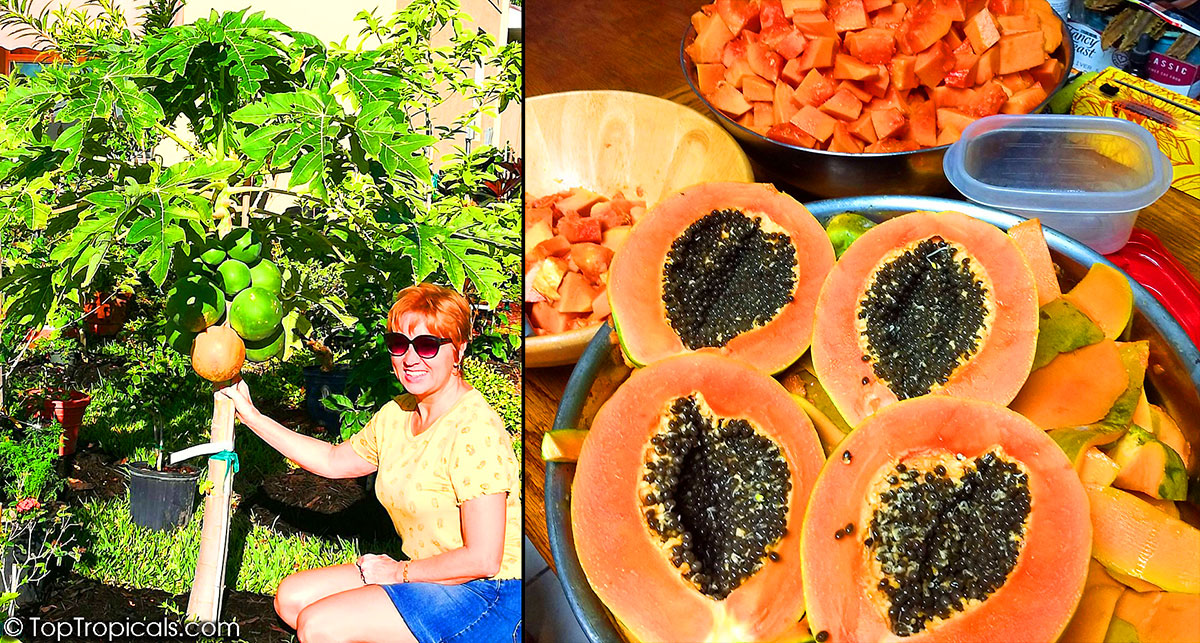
left=607, top=182, right=835, bottom=374
left=800, top=396, right=1090, bottom=643
left=811, top=211, right=1039, bottom=427
left=572, top=353, right=825, bottom=643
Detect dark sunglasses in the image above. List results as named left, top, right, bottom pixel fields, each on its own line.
left=384, top=333, right=453, bottom=358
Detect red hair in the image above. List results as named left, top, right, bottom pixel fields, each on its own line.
left=387, top=283, right=472, bottom=348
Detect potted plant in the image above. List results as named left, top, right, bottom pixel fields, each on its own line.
left=0, top=417, right=80, bottom=610
left=125, top=382, right=202, bottom=532
left=19, top=339, right=92, bottom=457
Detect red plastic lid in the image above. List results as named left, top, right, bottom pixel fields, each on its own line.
left=1105, top=227, right=1200, bottom=348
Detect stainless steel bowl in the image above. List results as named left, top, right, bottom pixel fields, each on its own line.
left=680, top=25, right=1075, bottom=198
left=545, top=196, right=1200, bottom=643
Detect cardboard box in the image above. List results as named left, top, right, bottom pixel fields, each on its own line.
left=1072, top=67, right=1200, bottom=198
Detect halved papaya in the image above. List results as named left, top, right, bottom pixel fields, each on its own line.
left=607, top=182, right=835, bottom=374
left=801, top=396, right=1090, bottom=642
left=572, top=352, right=825, bottom=642
left=811, top=210, right=1039, bottom=426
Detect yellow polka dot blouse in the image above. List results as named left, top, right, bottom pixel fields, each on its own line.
left=348, top=389, right=521, bottom=580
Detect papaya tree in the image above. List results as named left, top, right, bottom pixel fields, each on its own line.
left=0, top=0, right=521, bottom=621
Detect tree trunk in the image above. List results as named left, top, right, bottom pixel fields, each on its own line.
left=186, top=387, right=236, bottom=623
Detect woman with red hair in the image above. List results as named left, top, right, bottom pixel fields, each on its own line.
left=219, top=283, right=521, bottom=643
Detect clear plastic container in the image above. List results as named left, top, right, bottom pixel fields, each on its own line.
left=944, top=115, right=1173, bottom=254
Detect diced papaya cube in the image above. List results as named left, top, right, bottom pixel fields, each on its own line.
left=725, top=57, right=758, bottom=88
left=737, top=111, right=755, bottom=128
left=1000, top=83, right=1047, bottom=113
left=558, top=215, right=603, bottom=244
left=944, top=28, right=965, bottom=50
left=1039, top=11, right=1063, bottom=53
left=829, top=122, right=866, bottom=152
left=936, top=126, right=963, bottom=145
left=791, top=104, right=839, bottom=141
left=691, top=9, right=711, bottom=35
left=943, top=67, right=975, bottom=88
left=781, top=57, right=806, bottom=84
left=905, top=0, right=954, bottom=52
left=997, top=31, right=1045, bottom=74
left=525, top=220, right=553, bottom=261
left=601, top=226, right=631, bottom=254
left=708, top=80, right=754, bottom=116
left=872, top=3, right=908, bottom=26
left=526, top=207, right=553, bottom=229
left=937, top=0, right=967, bottom=21
left=998, top=71, right=1031, bottom=93
left=1030, top=57, right=1063, bottom=89
left=971, top=46, right=1000, bottom=84
left=589, top=201, right=623, bottom=231
left=766, top=122, right=819, bottom=147
left=838, top=79, right=875, bottom=101
left=557, top=272, right=601, bottom=314
left=747, top=40, right=785, bottom=81
left=744, top=74, right=776, bottom=101
left=871, top=107, right=907, bottom=139
left=820, top=88, right=865, bottom=120
left=988, top=0, right=1013, bottom=14
left=846, top=28, right=897, bottom=64
left=774, top=80, right=802, bottom=122
left=723, top=37, right=748, bottom=67
left=570, top=243, right=616, bottom=284
left=834, top=53, right=879, bottom=80
left=884, top=86, right=910, bottom=112
left=752, top=101, right=776, bottom=129
left=717, top=0, right=762, bottom=34
left=798, top=37, right=839, bottom=70
left=931, top=85, right=975, bottom=108
left=910, top=99, right=937, bottom=146
left=688, top=11, right=736, bottom=63
left=964, top=8, right=1001, bottom=53
left=783, top=0, right=827, bottom=14
left=555, top=188, right=605, bottom=217
left=760, top=0, right=790, bottom=29
left=794, top=68, right=838, bottom=105
left=936, top=107, right=978, bottom=132
left=971, top=80, right=1008, bottom=115
left=864, top=0, right=893, bottom=11
left=914, top=43, right=949, bottom=87
left=830, top=0, right=870, bottom=31
left=793, top=11, right=839, bottom=38
left=997, top=14, right=1039, bottom=34
left=697, top=63, right=728, bottom=95
left=863, top=65, right=891, bottom=96
left=849, top=113, right=879, bottom=142
left=763, top=26, right=809, bottom=59
left=589, top=286, right=611, bottom=322
left=864, top=137, right=920, bottom=152
left=529, top=301, right=582, bottom=334
left=890, top=54, right=919, bottom=90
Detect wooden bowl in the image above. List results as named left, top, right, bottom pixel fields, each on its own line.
left=526, top=90, right=755, bottom=368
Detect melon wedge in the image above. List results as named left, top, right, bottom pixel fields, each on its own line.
left=1087, top=485, right=1200, bottom=594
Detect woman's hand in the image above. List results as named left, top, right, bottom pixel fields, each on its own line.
left=216, top=378, right=259, bottom=425
left=357, top=553, right=403, bottom=585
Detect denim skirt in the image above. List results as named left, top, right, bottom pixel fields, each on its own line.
left=383, top=578, right=522, bottom=643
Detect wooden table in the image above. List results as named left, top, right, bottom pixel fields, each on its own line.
left=523, top=0, right=1200, bottom=571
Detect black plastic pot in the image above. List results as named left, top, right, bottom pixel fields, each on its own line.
left=127, top=463, right=200, bottom=531
left=303, top=365, right=353, bottom=431
left=2, top=545, right=46, bottom=607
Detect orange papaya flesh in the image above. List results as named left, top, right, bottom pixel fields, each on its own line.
left=608, top=182, right=835, bottom=374
left=1059, top=561, right=1126, bottom=643
left=1063, top=262, right=1135, bottom=341
left=1133, top=389, right=1153, bottom=428
left=1087, top=485, right=1200, bottom=594
left=1046, top=340, right=1148, bottom=465
left=802, top=396, right=1091, bottom=643
left=573, top=353, right=824, bottom=643
left=1080, top=447, right=1122, bottom=486
left=1010, top=339, right=1128, bottom=429
left=1106, top=590, right=1200, bottom=642
left=1145, top=404, right=1195, bottom=475
left=1107, top=426, right=1189, bottom=501
left=1031, top=298, right=1105, bottom=371
left=1108, top=568, right=1166, bottom=593
left=1006, top=218, right=1060, bottom=306
left=812, top=210, right=1038, bottom=427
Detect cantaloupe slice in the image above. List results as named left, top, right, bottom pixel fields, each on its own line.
left=1109, top=426, right=1189, bottom=501
left=1087, top=485, right=1200, bottom=594
left=1031, top=298, right=1105, bottom=370
left=1105, top=591, right=1200, bottom=643
left=1060, top=561, right=1126, bottom=643
left=1010, top=339, right=1128, bottom=429
left=1008, top=218, right=1060, bottom=306
left=1064, top=263, right=1134, bottom=341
